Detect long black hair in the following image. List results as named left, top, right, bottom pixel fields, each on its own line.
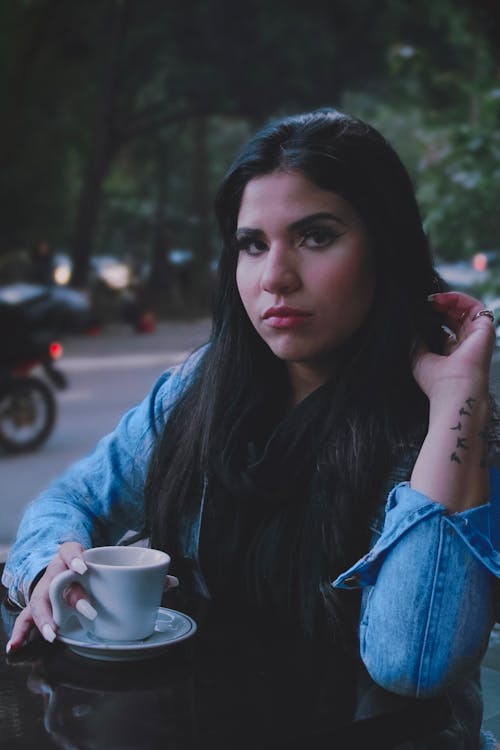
left=144, top=109, right=445, bottom=642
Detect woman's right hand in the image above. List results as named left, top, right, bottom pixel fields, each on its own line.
left=6, top=542, right=95, bottom=653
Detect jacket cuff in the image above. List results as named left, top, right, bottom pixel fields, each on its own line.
left=333, top=481, right=500, bottom=589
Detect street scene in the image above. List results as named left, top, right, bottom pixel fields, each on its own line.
left=0, top=318, right=211, bottom=552
left=2, top=3, right=499, bottom=747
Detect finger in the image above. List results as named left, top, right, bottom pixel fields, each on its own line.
left=428, top=291, right=483, bottom=318
left=429, top=293, right=496, bottom=353
left=429, top=292, right=495, bottom=329
left=440, top=325, right=458, bottom=353
left=6, top=605, right=36, bottom=652
left=58, top=541, right=88, bottom=574
left=29, top=584, right=59, bottom=643
left=58, top=542, right=96, bottom=618
left=163, top=575, right=179, bottom=591
left=63, top=582, right=97, bottom=621
left=28, top=553, right=69, bottom=642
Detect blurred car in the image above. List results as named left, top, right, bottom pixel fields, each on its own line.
left=90, top=256, right=132, bottom=291
left=53, top=253, right=72, bottom=285
left=53, top=253, right=134, bottom=291
left=0, top=282, right=92, bottom=335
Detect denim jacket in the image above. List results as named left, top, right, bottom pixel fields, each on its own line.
left=3, top=347, right=500, bottom=748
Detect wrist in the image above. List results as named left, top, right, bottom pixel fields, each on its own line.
left=427, top=383, right=490, bottom=423
left=426, top=373, right=489, bottom=402
left=414, top=389, right=491, bottom=511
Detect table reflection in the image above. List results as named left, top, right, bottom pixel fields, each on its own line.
left=1, top=574, right=451, bottom=750
left=26, top=650, right=194, bottom=750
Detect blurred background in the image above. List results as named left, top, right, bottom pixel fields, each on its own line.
left=0, top=0, right=499, bottom=323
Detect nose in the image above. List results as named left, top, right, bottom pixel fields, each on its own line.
left=261, top=243, right=300, bottom=295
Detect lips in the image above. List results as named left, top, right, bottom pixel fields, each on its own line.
left=262, top=306, right=312, bottom=329
left=262, top=306, right=310, bottom=319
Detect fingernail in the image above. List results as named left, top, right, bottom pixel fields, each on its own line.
left=427, top=294, right=438, bottom=301
left=70, top=557, right=88, bottom=574
left=5, top=639, right=12, bottom=654
left=42, top=624, right=57, bottom=643
left=164, top=575, right=179, bottom=590
left=75, top=599, right=97, bottom=620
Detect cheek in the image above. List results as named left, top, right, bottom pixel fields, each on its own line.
left=315, top=254, right=374, bottom=311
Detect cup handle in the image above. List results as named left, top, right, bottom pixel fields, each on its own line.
left=48, top=569, right=84, bottom=630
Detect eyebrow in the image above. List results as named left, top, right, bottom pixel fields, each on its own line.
left=290, top=212, right=348, bottom=231
left=236, top=211, right=347, bottom=236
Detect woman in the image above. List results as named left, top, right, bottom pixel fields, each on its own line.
left=4, top=109, right=500, bottom=747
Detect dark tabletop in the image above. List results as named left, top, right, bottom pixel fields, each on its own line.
left=0, top=562, right=452, bottom=750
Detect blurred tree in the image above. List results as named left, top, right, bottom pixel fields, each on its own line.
left=0, top=0, right=393, bottom=287
left=0, top=0, right=96, bottom=250
left=341, top=0, right=500, bottom=260
left=0, top=0, right=498, bottom=299
left=69, top=0, right=398, bottom=287
left=417, top=123, right=500, bottom=257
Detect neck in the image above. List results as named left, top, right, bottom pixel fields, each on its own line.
left=287, top=362, right=330, bottom=407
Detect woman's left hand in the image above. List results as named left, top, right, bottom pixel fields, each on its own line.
left=412, top=291, right=496, bottom=400
left=410, top=292, right=495, bottom=510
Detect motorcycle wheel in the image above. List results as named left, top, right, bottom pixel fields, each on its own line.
left=0, top=376, right=56, bottom=453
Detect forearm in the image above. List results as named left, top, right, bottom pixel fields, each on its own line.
left=334, top=482, right=499, bottom=698
left=411, top=383, right=491, bottom=512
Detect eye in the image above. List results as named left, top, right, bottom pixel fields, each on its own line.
left=234, top=235, right=268, bottom=256
left=300, top=227, right=340, bottom=249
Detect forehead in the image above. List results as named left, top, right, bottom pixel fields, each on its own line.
left=237, top=170, right=358, bottom=227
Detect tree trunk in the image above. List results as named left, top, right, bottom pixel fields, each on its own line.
left=190, top=116, right=212, bottom=310
left=148, top=137, right=172, bottom=298
left=0, top=1, right=63, bottom=169
left=70, top=0, right=127, bottom=288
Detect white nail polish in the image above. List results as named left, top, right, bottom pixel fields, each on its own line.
left=70, top=557, right=88, bottom=574
left=75, top=599, right=97, bottom=621
left=42, top=624, right=57, bottom=643
left=5, top=639, right=12, bottom=654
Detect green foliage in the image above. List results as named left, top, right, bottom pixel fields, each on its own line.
left=417, top=120, right=500, bottom=258
left=0, top=0, right=109, bottom=248
left=342, top=0, right=500, bottom=261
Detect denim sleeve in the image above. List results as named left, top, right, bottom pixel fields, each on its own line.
left=1, top=347, right=206, bottom=607
left=332, top=479, right=500, bottom=698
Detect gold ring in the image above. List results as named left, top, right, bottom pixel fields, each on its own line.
left=472, top=309, right=495, bottom=323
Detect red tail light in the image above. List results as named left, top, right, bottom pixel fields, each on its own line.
left=49, top=341, right=63, bottom=360
left=473, top=252, right=488, bottom=271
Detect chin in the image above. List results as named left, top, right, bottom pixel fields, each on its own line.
left=266, top=343, right=317, bottom=363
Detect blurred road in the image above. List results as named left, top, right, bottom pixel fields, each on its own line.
left=0, top=318, right=211, bottom=556
left=2, top=320, right=500, bottom=558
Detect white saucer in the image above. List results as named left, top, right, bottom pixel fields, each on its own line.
left=56, top=607, right=197, bottom=661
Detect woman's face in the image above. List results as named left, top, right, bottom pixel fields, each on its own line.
left=235, top=170, right=375, bottom=396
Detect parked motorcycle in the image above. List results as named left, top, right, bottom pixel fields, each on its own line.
left=0, top=333, right=67, bottom=453
left=0, top=286, right=68, bottom=453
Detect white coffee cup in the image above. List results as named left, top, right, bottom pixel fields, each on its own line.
left=49, top=546, right=170, bottom=642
